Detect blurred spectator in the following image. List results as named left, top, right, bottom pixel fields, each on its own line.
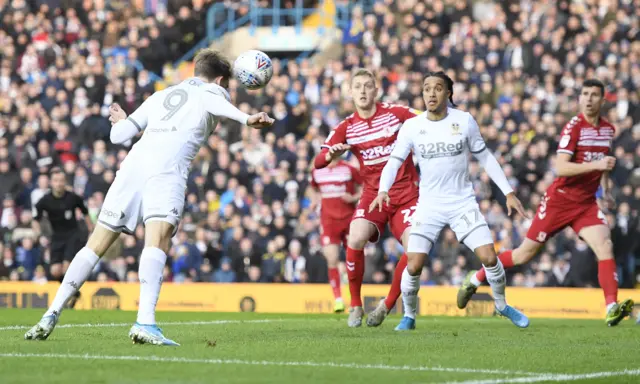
left=284, top=239, right=306, bottom=283
left=214, top=257, right=237, bottom=283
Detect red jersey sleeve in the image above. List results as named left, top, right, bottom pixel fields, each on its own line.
left=557, top=116, right=580, bottom=156
left=315, top=119, right=349, bottom=169
left=321, top=120, right=348, bottom=150
left=556, top=116, right=581, bottom=157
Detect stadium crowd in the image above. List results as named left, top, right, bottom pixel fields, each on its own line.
left=0, top=0, right=639, bottom=290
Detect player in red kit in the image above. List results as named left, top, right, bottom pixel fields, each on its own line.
left=314, top=68, right=420, bottom=328
left=309, top=158, right=362, bottom=313
left=457, top=79, right=634, bottom=326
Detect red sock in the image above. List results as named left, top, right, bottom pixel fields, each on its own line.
left=598, top=259, right=618, bottom=306
left=328, top=267, right=342, bottom=300
left=476, top=250, right=514, bottom=283
left=384, top=253, right=407, bottom=311
left=346, top=247, right=364, bottom=307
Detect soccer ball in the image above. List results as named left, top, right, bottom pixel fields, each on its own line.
left=233, top=50, right=274, bottom=90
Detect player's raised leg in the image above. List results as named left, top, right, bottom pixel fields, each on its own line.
left=458, top=238, right=542, bottom=309
left=128, top=219, right=179, bottom=346
left=323, top=243, right=345, bottom=313
left=459, top=192, right=559, bottom=309
left=345, top=218, right=378, bottom=327
left=25, top=225, right=120, bottom=340
left=578, top=223, right=634, bottom=326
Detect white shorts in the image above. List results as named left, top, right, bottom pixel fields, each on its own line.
left=407, top=198, right=494, bottom=254
left=97, top=170, right=186, bottom=236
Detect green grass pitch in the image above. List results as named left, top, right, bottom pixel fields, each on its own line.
left=1, top=309, right=639, bottom=383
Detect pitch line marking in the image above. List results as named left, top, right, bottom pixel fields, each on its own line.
left=0, top=353, right=544, bottom=376
left=440, top=369, right=640, bottom=384
left=0, top=317, right=497, bottom=332
left=0, top=316, right=505, bottom=331
left=0, top=319, right=284, bottom=331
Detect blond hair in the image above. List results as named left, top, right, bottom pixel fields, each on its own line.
left=351, top=68, right=376, bottom=83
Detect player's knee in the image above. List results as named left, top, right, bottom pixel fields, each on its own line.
left=406, top=253, right=424, bottom=276
left=594, top=238, right=614, bottom=260
left=86, top=225, right=120, bottom=257
left=145, top=236, right=172, bottom=254
left=144, top=221, right=175, bottom=253
left=323, top=245, right=340, bottom=266
left=407, top=262, right=421, bottom=276
left=478, top=250, right=497, bottom=267
left=346, top=234, right=367, bottom=250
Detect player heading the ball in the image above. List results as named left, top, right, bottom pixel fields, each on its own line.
left=458, top=79, right=634, bottom=327
left=371, top=71, right=530, bottom=330
left=25, top=49, right=274, bottom=345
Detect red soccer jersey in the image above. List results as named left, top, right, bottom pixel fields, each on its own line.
left=549, top=113, right=615, bottom=203
left=310, top=160, right=362, bottom=221
left=321, top=102, right=420, bottom=201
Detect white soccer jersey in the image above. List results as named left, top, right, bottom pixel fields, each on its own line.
left=389, top=108, right=488, bottom=204
left=98, top=77, right=249, bottom=235
left=379, top=107, right=513, bottom=253
left=119, top=78, right=246, bottom=179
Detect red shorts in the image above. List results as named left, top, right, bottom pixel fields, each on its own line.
left=353, top=193, right=418, bottom=243
left=320, top=219, right=350, bottom=247
left=526, top=193, right=607, bottom=243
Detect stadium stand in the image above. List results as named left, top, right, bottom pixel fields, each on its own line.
left=0, top=0, right=639, bottom=290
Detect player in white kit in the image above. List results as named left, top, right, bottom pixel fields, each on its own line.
left=25, top=49, right=274, bottom=345
left=370, top=72, right=530, bottom=330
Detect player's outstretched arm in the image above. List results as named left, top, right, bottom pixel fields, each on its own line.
left=204, top=91, right=252, bottom=125
left=370, top=125, right=413, bottom=212
left=370, top=157, right=403, bottom=213
left=314, top=123, right=350, bottom=169
left=109, top=101, right=150, bottom=144
left=467, top=114, right=528, bottom=218
left=313, top=144, right=352, bottom=169
left=467, top=114, right=513, bottom=196
left=473, top=149, right=529, bottom=217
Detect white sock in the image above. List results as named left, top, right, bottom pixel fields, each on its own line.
left=46, top=247, right=99, bottom=316
left=401, top=268, right=420, bottom=319
left=484, top=260, right=507, bottom=311
left=470, top=273, right=482, bottom=287
left=136, top=247, right=167, bottom=325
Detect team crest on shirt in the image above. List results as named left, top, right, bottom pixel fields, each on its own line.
left=451, top=123, right=461, bottom=135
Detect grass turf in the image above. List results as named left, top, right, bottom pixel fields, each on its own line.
left=0, top=309, right=638, bottom=383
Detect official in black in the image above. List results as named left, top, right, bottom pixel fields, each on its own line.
left=33, top=167, right=93, bottom=280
